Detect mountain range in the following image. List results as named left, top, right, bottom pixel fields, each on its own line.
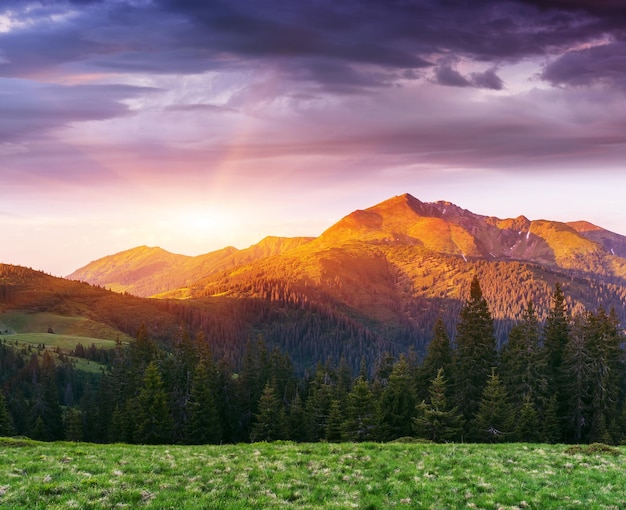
left=69, top=193, right=626, bottom=296
left=5, top=193, right=626, bottom=371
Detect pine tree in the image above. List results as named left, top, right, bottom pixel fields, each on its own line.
left=341, top=377, right=378, bottom=442
left=287, top=393, right=308, bottom=442
left=413, top=368, right=462, bottom=442
left=185, top=360, right=222, bottom=444
left=543, top=283, right=570, bottom=421
left=305, top=366, right=334, bottom=441
left=417, top=317, right=452, bottom=401
left=29, top=351, right=64, bottom=441
left=64, top=408, right=83, bottom=442
left=500, top=301, right=547, bottom=409
left=541, top=394, right=561, bottom=444
left=251, top=382, right=281, bottom=442
left=379, top=355, right=416, bottom=441
left=472, top=369, right=514, bottom=443
left=454, top=276, right=497, bottom=425
left=0, top=391, right=13, bottom=436
left=561, top=314, right=592, bottom=443
left=325, top=399, right=344, bottom=442
left=135, top=362, right=172, bottom=444
left=514, top=394, right=540, bottom=443
left=585, top=308, right=623, bottom=444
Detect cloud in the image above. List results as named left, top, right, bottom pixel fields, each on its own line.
left=4, top=0, right=623, bottom=93
left=165, top=103, right=239, bottom=114
left=542, top=42, right=626, bottom=88
left=434, top=65, right=471, bottom=88
left=470, top=68, right=505, bottom=90
left=0, top=79, right=157, bottom=141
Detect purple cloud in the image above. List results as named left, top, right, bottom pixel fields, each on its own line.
left=542, top=42, right=626, bottom=88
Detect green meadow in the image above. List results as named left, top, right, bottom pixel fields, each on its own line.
left=0, top=439, right=624, bottom=509
left=0, top=312, right=131, bottom=343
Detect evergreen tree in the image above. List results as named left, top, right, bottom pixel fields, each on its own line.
left=109, top=404, right=133, bottom=443
left=64, top=408, right=83, bottom=442
left=135, top=362, right=172, bottom=444
left=585, top=308, right=623, bottom=443
left=325, top=399, right=344, bottom=442
left=454, top=276, right=497, bottom=425
left=305, top=366, right=335, bottom=441
left=379, top=355, right=416, bottom=440
left=472, top=369, right=514, bottom=443
left=0, top=391, right=13, bottom=436
left=541, top=394, right=561, bottom=444
left=251, top=382, right=281, bottom=442
left=287, top=393, right=308, bottom=442
left=543, top=283, right=570, bottom=420
left=238, top=338, right=269, bottom=438
left=514, top=394, right=540, bottom=443
left=500, top=301, right=547, bottom=409
left=417, top=317, right=452, bottom=401
left=341, top=377, right=378, bottom=442
left=413, top=368, right=462, bottom=442
left=164, top=330, right=199, bottom=444
left=185, top=360, right=222, bottom=444
left=561, top=314, right=592, bottom=443
left=29, top=351, right=63, bottom=441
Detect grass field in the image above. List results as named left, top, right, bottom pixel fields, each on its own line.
left=0, top=333, right=114, bottom=373
left=0, top=311, right=126, bottom=373
left=0, top=311, right=132, bottom=343
left=0, top=439, right=624, bottom=509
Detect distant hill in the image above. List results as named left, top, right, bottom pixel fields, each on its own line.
left=0, top=264, right=182, bottom=345
left=67, top=236, right=314, bottom=297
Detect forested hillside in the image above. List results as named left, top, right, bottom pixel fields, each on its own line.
left=1, top=278, right=625, bottom=445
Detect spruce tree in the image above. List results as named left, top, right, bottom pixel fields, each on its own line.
left=413, top=368, right=462, bottom=442
left=29, top=351, right=64, bottom=441
left=514, top=394, right=540, bottom=443
left=341, top=377, right=378, bottom=442
left=64, top=408, right=83, bottom=442
left=135, top=362, right=172, bottom=444
left=287, top=393, right=308, bottom=442
left=472, top=369, right=514, bottom=443
left=453, top=276, right=497, bottom=425
left=379, top=355, right=416, bottom=440
left=500, top=301, right=547, bottom=409
left=561, top=314, right=592, bottom=443
left=541, top=394, right=561, bottom=444
left=325, top=399, right=344, bottom=442
left=585, top=308, right=622, bottom=443
left=251, top=382, right=281, bottom=442
left=543, top=283, right=570, bottom=421
left=185, top=360, right=222, bottom=444
left=0, top=391, right=12, bottom=436
left=417, top=317, right=452, bottom=401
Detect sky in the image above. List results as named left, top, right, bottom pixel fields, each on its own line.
left=3, top=0, right=626, bottom=276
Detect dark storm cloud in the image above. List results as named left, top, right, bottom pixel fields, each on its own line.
left=5, top=0, right=626, bottom=91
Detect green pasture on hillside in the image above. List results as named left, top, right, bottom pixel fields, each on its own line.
left=4, top=333, right=116, bottom=351
left=0, top=311, right=131, bottom=343
left=0, top=439, right=624, bottom=509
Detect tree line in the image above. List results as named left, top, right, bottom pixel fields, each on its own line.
left=1, top=276, right=625, bottom=444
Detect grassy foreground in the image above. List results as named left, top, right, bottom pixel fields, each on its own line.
left=0, top=439, right=624, bottom=509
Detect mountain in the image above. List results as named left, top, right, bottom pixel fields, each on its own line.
left=70, top=193, right=626, bottom=299
left=58, top=193, right=626, bottom=370
left=67, top=236, right=314, bottom=298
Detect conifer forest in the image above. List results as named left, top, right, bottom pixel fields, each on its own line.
left=1, top=277, right=625, bottom=446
